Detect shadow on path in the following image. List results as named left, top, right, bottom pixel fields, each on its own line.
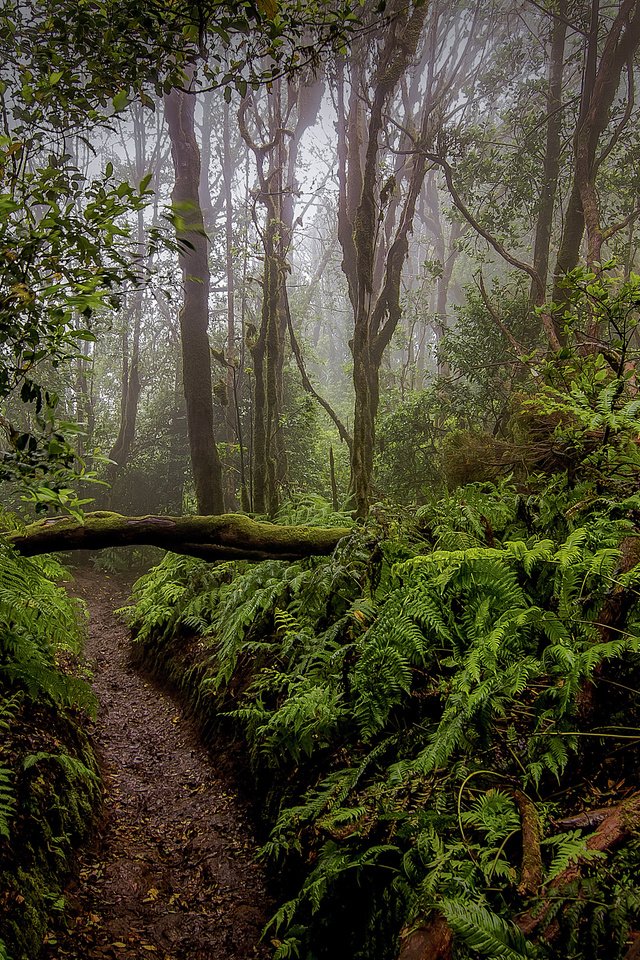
left=43, top=567, right=270, bottom=960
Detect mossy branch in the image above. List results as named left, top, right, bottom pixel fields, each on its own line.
left=7, top=512, right=351, bottom=562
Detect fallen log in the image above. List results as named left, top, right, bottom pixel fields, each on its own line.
left=7, top=512, right=352, bottom=563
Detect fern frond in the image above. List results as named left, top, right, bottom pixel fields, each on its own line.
left=440, top=899, right=537, bottom=959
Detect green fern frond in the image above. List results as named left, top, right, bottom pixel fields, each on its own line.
left=0, top=763, right=16, bottom=840
left=440, top=899, right=537, bottom=959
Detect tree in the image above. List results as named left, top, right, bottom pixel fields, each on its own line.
left=336, top=0, right=485, bottom=516
left=166, top=81, right=226, bottom=515
left=552, top=0, right=640, bottom=313
left=107, top=104, right=161, bottom=485
left=239, top=72, right=324, bottom=514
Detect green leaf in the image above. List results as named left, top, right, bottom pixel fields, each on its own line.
left=112, top=90, right=128, bottom=112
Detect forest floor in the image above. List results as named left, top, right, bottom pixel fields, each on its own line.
left=42, top=566, right=271, bottom=960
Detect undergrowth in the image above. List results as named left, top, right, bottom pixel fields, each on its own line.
left=0, top=539, right=100, bottom=960
left=129, top=482, right=640, bottom=960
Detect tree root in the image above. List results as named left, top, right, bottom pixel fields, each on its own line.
left=518, top=794, right=640, bottom=939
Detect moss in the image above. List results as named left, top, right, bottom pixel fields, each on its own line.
left=9, top=512, right=351, bottom=562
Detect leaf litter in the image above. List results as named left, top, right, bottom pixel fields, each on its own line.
left=42, top=566, right=270, bottom=960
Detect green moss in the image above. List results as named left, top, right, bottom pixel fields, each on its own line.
left=10, top=512, right=351, bottom=561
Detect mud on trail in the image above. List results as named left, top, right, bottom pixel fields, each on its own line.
left=44, top=567, right=270, bottom=960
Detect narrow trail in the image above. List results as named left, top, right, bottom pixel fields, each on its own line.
left=44, top=567, right=271, bottom=960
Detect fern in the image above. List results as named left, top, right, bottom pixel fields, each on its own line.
left=0, top=765, right=15, bottom=841
left=129, top=487, right=640, bottom=960
left=440, top=899, right=537, bottom=959
left=0, top=693, right=22, bottom=840
left=22, top=751, right=98, bottom=783
left=542, top=830, right=604, bottom=884
left=0, top=540, right=95, bottom=713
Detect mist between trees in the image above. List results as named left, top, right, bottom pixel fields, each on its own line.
left=2, top=0, right=639, bottom=522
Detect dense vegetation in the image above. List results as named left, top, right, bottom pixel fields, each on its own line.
left=0, top=546, right=99, bottom=960
left=126, top=394, right=640, bottom=958
left=2, top=0, right=640, bottom=957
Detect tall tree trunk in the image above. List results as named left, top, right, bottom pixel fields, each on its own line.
left=107, top=106, right=151, bottom=486
left=165, top=84, right=224, bottom=515
left=222, top=98, right=238, bottom=506
left=336, top=0, right=432, bottom=517
left=108, top=213, right=143, bottom=479
left=552, top=0, right=640, bottom=308
left=240, top=74, right=323, bottom=515
left=240, top=86, right=287, bottom=515
left=529, top=3, right=567, bottom=307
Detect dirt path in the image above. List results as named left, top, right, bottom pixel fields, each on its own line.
left=44, top=567, right=271, bottom=960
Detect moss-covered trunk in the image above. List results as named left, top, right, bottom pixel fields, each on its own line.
left=8, top=512, right=350, bottom=562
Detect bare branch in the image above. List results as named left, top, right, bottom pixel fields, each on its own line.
left=285, top=298, right=353, bottom=450
left=425, top=150, right=544, bottom=296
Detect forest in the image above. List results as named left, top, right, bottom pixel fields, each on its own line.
left=1, top=0, right=640, bottom=958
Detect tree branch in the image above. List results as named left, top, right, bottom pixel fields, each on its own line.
left=8, top=512, right=351, bottom=563
left=285, top=299, right=353, bottom=450
left=424, top=150, right=544, bottom=296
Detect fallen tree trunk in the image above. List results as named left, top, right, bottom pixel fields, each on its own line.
left=7, top=512, right=351, bottom=563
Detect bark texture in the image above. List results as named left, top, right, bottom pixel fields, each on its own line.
left=8, top=513, right=350, bottom=562
left=552, top=0, right=640, bottom=307
left=165, top=84, right=225, bottom=515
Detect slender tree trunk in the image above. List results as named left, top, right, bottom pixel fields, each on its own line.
left=108, top=211, right=143, bottom=477
left=552, top=0, right=640, bottom=306
left=222, top=99, right=238, bottom=506
left=106, top=106, right=149, bottom=488
left=336, top=0, right=431, bottom=517
left=529, top=3, right=567, bottom=307
left=165, top=84, right=224, bottom=515
left=240, top=74, right=323, bottom=515
left=75, top=335, right=95, bottom=461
